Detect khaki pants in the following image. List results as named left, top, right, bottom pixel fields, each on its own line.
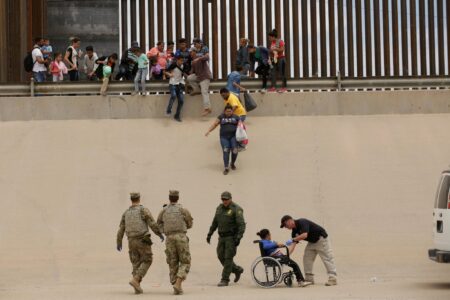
left=128, top=236, right=153, bottom=279
left=303, top=237, right=337, bottom=280
left=100, top=77, right=109, bottom=95
left=186, top=74, right=210, bottom=109
left=165, top=233, right=191, bottom=284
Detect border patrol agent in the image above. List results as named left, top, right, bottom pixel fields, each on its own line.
left=157, top=190, right=193, bottom=295
left=206, top=191, right=246, bottom=286
left=116, top=193, right=165, bottom=294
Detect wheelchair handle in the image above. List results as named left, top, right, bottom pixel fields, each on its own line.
left=282, top=245, right=291, bottom=259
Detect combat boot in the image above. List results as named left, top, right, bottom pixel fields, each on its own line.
left=173, top=277, right=183, bottom=295
left=129, top=276, right=143, bottom=294
left=234, top=268, right=244, bottom=283
left=325, top=276, right=337, bottom=286
left=217, top=280, right=229, bottom=287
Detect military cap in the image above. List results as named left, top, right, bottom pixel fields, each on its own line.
left=130, top=192, right=140, bottom=201
left=169, top=190, right=179, bottom=197
left=280, top=215, right=293, bottom=228
left=221, top=191, right=232, bottom=200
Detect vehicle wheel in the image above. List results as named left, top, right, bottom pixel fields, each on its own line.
left=251, top=256, right=283, bottom=288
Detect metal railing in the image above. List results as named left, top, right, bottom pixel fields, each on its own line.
left=1, top=76, right=450, bottom=97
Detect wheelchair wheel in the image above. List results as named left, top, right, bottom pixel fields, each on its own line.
left=283, top=272, right=293, bottom=287
left=251, top=256, right=283, bottom=288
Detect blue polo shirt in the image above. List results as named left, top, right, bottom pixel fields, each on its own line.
left=226, top=71, right=242, bottom=96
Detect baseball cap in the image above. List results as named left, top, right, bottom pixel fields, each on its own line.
left=221, top=191, right=232, bottom=200
left=280, top=215, right=293, bottom=228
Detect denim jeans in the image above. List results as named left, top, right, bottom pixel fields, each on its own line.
left=33, top=71, right=46, bottom=83
left=220, top=136, right=238, bottom=168
left=271, top=58, right=287, bottom=88
left=166, top=84, right=184, bottom=118
left=134, top=68, right=148, bottom=92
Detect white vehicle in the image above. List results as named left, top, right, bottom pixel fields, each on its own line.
left=429, top=171, right=450, bottom=263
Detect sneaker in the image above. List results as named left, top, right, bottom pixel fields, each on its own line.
left=165, top=111, right=172, bottom=117
left=277, top=88, right=287, bottom=93
left=325, top=277, right=337, bottom=286
left=260, top=88, right=267, bottom=94
left=223, top=168, right=230, bottom=175
left=217, top=280, right=229, bottom=287
left=201, top=108, right=212, bottom=116
left=298, top=281, right=313, bottom=287
left=268, top=87, right=277, bottom=93
left=231, top=164, right=236, bottom=170
left=234, top=268, right=244, bottom=282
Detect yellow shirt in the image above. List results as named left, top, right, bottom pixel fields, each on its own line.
left=224, top=93, right=246, bottom=116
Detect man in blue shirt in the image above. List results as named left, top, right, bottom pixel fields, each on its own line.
left=226, top=65, right=247, bottom=97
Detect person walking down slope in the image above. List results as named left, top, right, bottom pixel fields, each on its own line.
left=205, top=105, right=241, bottom=175
left=157, top=190, right=193, bottom=295
left=206, top=191, right=246, bottom=287
left=116, top=193, right=165, bottom=294
left=220, top=88, right=247, bottom=122
left=280, top=215, right=337, bottom=286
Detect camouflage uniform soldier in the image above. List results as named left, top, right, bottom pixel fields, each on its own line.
left=157, top=190, right=193, bottom=295
left=116, top=193, right=165, bottom=294
left=206, top=191, right=246, bottom=286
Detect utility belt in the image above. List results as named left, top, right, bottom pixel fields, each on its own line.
left=218, top=232, right=235, bottom=238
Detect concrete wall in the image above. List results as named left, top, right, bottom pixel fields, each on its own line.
left=1, top=89, right=450, bottom=122
left=46, top=0, right=119, bottom=59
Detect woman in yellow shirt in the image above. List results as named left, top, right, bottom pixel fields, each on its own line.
left=220, top=88, right=247, bottom=121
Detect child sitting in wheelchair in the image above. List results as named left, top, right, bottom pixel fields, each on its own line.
left=256, top=229, right=312, bottom=287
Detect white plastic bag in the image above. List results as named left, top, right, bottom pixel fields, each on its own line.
left=236, top=121, right=248, bottom=143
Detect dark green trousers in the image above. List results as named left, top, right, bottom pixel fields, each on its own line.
left=217, top=236, right=243, bottom=281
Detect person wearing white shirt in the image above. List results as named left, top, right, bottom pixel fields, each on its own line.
left=164, top=54, right=186, bottom=122
left=32, top=37, right=48, bottom=82
left=83, top=45, right=99, bottom=81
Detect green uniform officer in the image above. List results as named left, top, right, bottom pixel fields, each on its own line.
left=206, top=191, right=246, bottom=286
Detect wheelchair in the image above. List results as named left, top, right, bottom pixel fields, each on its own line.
left=250, top=240, right=295, bottom=288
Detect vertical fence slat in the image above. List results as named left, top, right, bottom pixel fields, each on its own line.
left=238, top=0, right=245, bottom=39
left=392, top=0, right=399, bottom=76
left=139, top=0, right=146, bottom=48
left=356, top=0, right=363, bottom=77
left=157, top=0, right=163, bottom=42
left=383, top=0, right=390, bottom=76
left=284, top=0, right=291, bottom=78
left=248, top=0, right=254, bottom=44
left=266, top=0, right=272, bottom=46
left=374, top=0, right=381, bottom=76
left=447, top=0, right=450, bottom=75
left=419, top=0, right=426, bottom=75
left=275, top=0, right=281, bottom=33
left=302, top=0, right=309, bottom=77
left=347, top=0, right=354, bottom=77
left=194, top=0, right=200, bottom=38
left=428, top=0, right=436, bottom=75
left=320, top=0, right=327, bottom=77
left=311, top=0, right=318, bottom=76
left=130, top=0, right=137, bottom=42
left=410, top=0, right=418, bottom=76
left=365, top=0, right=372, bottom=77
left=165, top=0, right=172, bottom=43
left=256, top=0, right=263, bottom=46
left=220, top=0, right=227, bottom=78
left=175, top=0, right=181, bottom=41
left=401, top=0, right=408, bottom=75
left=121, top=0, right=128, bottom=49
left=438, top=0, right=445, bottom=75
left=212, top=0, right=218, bottom=79
left=202, top=0, right=209, bottom=44
left=185, top=0, right=191, bottom=41
left=338, top=0, right=345, bottom=76
left=230, top=0, right=237, bottom=69
left=329, top=0, right=336, bottom=77
left=293, top=0, right=300, bottom=78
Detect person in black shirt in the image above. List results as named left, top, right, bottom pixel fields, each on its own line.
left=280, top=215, right=337, bottom=286
left=205, top=105, right=240, bottom=175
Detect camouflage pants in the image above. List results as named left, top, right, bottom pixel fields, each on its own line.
left=165, top=233, right=191, bottom=284
left=128, top=236, right=153, bottom=279
left=217, top=236, right=243, bottom=282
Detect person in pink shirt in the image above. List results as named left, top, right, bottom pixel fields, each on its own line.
left=147, top=41, right=167, bottom=79
left=50, top=52, right=70, bottom=82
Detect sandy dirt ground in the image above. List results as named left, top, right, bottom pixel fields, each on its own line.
left=1, top=114, right=450, bottom=300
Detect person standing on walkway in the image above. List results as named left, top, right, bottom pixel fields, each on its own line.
left=186, top=49, right=212, bottom=116
left=205, top=105, right=241, bottom=175
left=268, top=29, right=287, bottom=93
left=165, top=54, right=186, bottom=122
left=116, top=193, right=165, bottom=294
left=157, top=190, right=193, bottom=295
left=280, top=215, right=337, bottom=286
left=206, top=191, right=246, bottom=286
left=31, top=37, right=48, bottom=82
left=132, top=48, right=149, bottom=96
left=64, top=37, right=82, bottom=81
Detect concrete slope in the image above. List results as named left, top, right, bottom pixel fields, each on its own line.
left=1, top=115, right=450, bottom=299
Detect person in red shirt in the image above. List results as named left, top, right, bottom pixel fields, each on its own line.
left=268, top=29, right=287, bottom=93
left=147, top=41, right=167, bottom=79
